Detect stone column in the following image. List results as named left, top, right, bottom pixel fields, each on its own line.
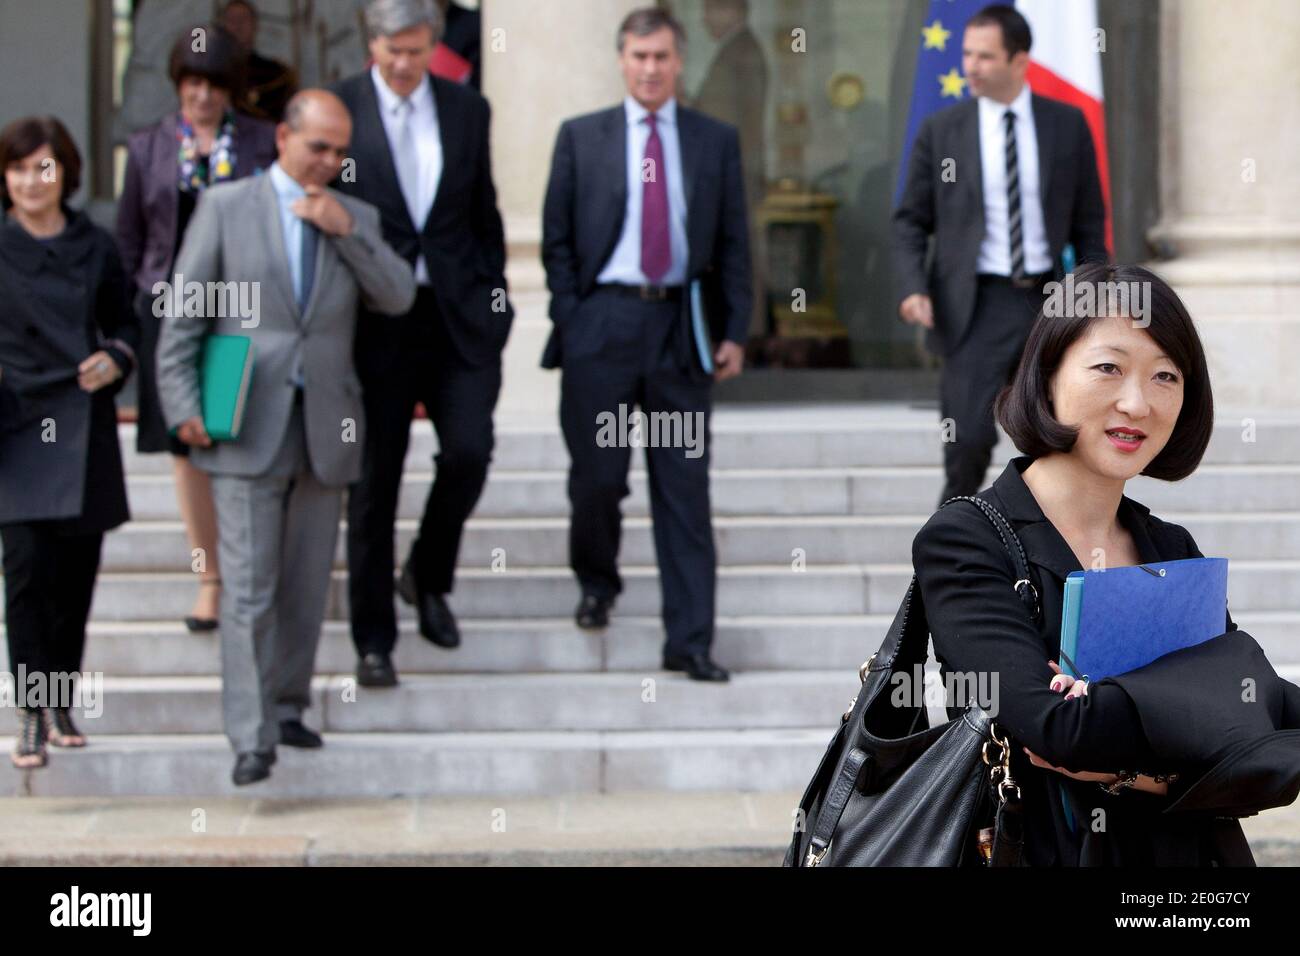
left=484, top=0, right=643, bottom=418
left=1148, top=0, right=1300, bottom=410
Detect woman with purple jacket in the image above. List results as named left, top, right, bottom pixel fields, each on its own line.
left=115, top=25, right=276, bottom=632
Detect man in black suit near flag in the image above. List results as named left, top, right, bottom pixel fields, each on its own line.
left=893, top=4, right=1108, bottom=505
left=541, top=7, right=752, bottom=682
left=332, top=0, right=512, bottom=687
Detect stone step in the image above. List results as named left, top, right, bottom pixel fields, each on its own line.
left=0, top=791, right=1294, bottom=866
left=71, top=615, right=882, bottom=675
left=23, top=671, right=861, bottom=736
left=34, top=563, right=1300, bottom=625
left=36, top=612, right=1300, bottom=676
left=114, top=413, right=1300, bottom=475
left=119, top=463, right=1300, bottom=520
left=91, top=511, right=1300, bottom=574
left=0, top=729, right=831, bottom=797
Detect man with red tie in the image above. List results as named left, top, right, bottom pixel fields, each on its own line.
left=541, top=7, right=753, bottom=682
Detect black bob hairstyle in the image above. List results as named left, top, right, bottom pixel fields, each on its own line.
left=993, top=261, right=1215, bottom=482
left=168, top=23, right=247, bottom=101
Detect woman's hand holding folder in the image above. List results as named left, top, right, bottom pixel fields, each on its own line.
left=1022, top=661, right=1171, bottom=795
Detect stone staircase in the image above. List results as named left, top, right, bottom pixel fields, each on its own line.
left=3, top=404, right=1299, bottom=797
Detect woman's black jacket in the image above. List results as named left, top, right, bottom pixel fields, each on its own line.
left=913, top=455, right=1300, bottom=866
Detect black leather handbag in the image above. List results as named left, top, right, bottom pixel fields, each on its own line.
left=785, top=496, right=1041, bottom=867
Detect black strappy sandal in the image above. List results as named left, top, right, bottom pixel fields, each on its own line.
left=44, top=706, right=86, bottom=748
left=11, top=707, right=48, bottom=769
left=184, top=577, right=222, bottom=633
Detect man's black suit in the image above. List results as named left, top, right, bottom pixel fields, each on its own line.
left=541, top=102, right=751, bottom=657
left=333, top=70, right=512, bottom=655
left=893, top=93, right=1107, bottom=501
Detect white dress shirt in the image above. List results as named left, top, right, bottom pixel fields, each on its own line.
left=596, top=96, right=689, bottom=287
left=976, top=83, right=1052, bottom=275
left=371, top=64, right=442, bottom=285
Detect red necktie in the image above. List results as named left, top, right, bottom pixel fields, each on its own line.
left=640, top=112, right=671, bottom=282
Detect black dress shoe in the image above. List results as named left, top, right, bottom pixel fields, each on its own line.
left=232, top=750, right=275, bottom=786
left=663, top=653, right=730, bottom=682
left=279, top=719, right=323, bottom=748
left=357, top=652, right=398, bottom=687
left=575, top=593, right=614, bottom=629
left=397, top=562, right=461, bottom=648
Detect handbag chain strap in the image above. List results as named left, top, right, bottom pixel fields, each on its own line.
left=939, top=495, right=1038, bottom=806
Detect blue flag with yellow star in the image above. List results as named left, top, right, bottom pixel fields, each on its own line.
left=896, top=0, right=987, bottom=203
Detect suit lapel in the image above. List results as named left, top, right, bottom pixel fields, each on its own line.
left=153, top=114, right=181, bottom=253
left=956, top=99, right=983, bottom=222
left=355, top=72, right=416, bottom=234
left=594, top=106, right=629, bottom=277
left=681, top=106, right=702, bottom=270
left=425, top=76, right=454, bottom=228
left=1031, top=95, right=1056, bottom=210
left=258, top=174, right=298, bottom=319
left=677, top=105, right=701, bottom=237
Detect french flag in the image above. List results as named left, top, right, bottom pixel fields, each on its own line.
left=1017, top=0, right=1113, bottom=253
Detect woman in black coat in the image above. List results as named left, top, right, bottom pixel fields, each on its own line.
left=0, top=117, right=139, bottom=768
left=911, top=262, right=1298, bottom=865
left=114, top=24, right=276, bottom=632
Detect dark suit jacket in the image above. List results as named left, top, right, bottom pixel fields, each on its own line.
left=0, top=211, right=138, bottom=531
left=115, top=111, right=276, bottom=293
left=892, top=94, right=1108, bottom=356
left=912, top=456, right=1297, bottom=865
left=540, top=102, right=751, bottom=374
left=332, top=70, right=512, bottom=368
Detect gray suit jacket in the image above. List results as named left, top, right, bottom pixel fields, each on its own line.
left=156, top=173, right=416, bottom=487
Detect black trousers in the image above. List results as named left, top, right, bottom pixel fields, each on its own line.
left=1, top=522, right=102, bottom=682
left=347, top=288, right=502, bottom=655
left=560, top=288, right=716, bottom=658
left=938, top=276, right=1047, bottom=504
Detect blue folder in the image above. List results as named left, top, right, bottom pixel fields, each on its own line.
left=1058, top=557, right=1229, bottom=681
left=688, top=279, right=714, bottom=375
left=1056, top=556, right=1228, bottom=834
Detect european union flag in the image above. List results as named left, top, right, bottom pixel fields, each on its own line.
left=895, top=0, right=987, bottom=204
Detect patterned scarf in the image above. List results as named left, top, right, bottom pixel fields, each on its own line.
left=177, top=110, right=237, bottom=193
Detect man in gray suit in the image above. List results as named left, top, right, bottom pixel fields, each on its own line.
left=158, top=90, right=416, bottom=785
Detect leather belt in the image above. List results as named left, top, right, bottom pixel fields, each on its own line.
left=977, top=272, right=1052, bottom=290
left=596, top=283, right=684, bottom=302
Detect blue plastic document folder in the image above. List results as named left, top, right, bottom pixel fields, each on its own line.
left=688, top=279, right=714, bottom=375
left=1058, top=557, right=1229, bottom=681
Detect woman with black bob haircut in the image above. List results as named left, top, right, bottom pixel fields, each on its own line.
left=910, top=261, right=1299, bottom=865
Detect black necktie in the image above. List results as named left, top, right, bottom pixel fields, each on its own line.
left=1004, top=109, right=1026, bottom=281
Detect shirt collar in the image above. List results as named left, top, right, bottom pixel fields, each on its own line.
left=371, top=64, right=431, bottom=116
left=984, top=456, right=1160, bottom=581
left=268, top=161, right=305, bottom=201
left=624, top=95, right=677, bottom=128
left=979, top=82, right=1032, bottom=125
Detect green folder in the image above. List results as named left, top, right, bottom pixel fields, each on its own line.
left=198, top=335, right=254, bottom=441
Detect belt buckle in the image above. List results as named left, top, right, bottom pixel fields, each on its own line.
left=639, top=284, right=667, bottom=302
left=1012, top=274, right=1038, bottom=290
